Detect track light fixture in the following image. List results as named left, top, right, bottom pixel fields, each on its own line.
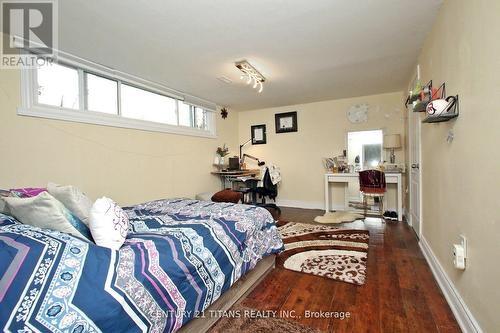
left=235, top=60, right=265, bottom=93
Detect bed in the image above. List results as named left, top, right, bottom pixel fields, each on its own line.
left=0, top=198, right=283, bottom=332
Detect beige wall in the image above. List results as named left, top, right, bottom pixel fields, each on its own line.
left=0, top=68, right=239, bottom=205
left=412, top=0, right=500, bottom=331
left=2, top=2, right=498, bottom=328
left=237, top=91, right=406, bottom=210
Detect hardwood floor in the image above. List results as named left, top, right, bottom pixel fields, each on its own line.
left=240, top=207, right=461, bottom=333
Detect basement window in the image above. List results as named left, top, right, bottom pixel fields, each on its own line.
left=37, top=63, right=79, bottom=110
left=85, top=73, right=118, bottom=114
left=19, top=52, right=216, bottom=138
left=120, top=84, right=177, bottom=125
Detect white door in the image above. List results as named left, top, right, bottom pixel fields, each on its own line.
left=408, top=108, right=422, bottom=237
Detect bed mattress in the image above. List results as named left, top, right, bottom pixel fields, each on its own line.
left=0, top=198, right=283, bottom=332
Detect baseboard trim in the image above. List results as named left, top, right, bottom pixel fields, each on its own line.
left=419, top=236, right=483, bottom=333
left=275, top=199, right=396, bottom=213
left=275, top=199, right=325, bottom=210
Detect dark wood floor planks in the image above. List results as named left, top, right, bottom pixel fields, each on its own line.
left=241, top=207, right=461, bottom=333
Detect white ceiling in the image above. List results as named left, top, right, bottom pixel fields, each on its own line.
left=59, top=0, right=442, bottom=111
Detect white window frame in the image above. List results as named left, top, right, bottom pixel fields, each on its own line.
left=17, top=50, right=217, bottom=138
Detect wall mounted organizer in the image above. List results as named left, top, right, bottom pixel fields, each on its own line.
left=413, top=80, right=440, bottom=112
left=422, top=94, right=459, bottom=123
left=405, top=80, right=459, bottom=123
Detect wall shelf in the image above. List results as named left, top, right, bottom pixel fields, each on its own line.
left=413, top=80, right=436, bottom=112
left=422, top=113, right=458, bottom=123
left=405, top=81, right=448, bottom=114
left=422, top=94, right=459, bottom=123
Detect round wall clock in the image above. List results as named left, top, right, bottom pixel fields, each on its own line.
left=347, top=104, right=369, bottom=123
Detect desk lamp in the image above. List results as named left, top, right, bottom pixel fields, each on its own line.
left=242, top=154, right=265, bottom=167
left=239, top=139, right=251, bottom=163
left=239, top=138, right=255, bottom=170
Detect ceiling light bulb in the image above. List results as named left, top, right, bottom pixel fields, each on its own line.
left=258, top=81, right=263, bottom=93
left=246, top=76, right=252, bottom=84
left=253, top=77, right=258, bottom=89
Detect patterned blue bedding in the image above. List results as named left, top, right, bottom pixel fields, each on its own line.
left=0, top=198, right=283, bottom=332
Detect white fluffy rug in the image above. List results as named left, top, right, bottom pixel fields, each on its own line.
left=313, top=211, right=364, bottom=224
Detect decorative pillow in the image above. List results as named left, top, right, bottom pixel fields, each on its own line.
left=2, top=188, right=48, bottom=215
left=3, top=192, right=93, bottom=241
left=47, top=183, right=93, bottom=226
left=10, top=187, right=46, bottom=198
left=89, top=197, right=129, bottom=250
left=211, top=189, right=243, bottom=204
left=0, top=190, right=11, bottom=214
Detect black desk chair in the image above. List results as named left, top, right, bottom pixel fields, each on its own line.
left=234, top=178, right=258, bottom=204
left=247, top=168, right=281, bottom=218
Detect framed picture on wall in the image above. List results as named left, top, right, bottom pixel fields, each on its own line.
left=251, top=124, right=266, bottom=144
left=275, top=111, right=298, bottom=133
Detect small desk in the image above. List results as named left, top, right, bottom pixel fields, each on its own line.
left=324, top=172, right=403, bottom=220
left=211, top=169, right=260, bottom=190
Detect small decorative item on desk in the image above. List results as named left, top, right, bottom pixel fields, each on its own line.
left=335, top=151, right=348, bottom=173
left=215, top=144, right=229, bottom=167
left=323, top=154, right=348, bottom=173
left=323, top=157, right=335, bottom=171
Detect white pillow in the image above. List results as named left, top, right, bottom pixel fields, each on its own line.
left=47, top=183, right=93, bottom=226
left=0, top=190, right=11, bottom=214
left=0, top=198, right=8, bottom=214
left=89, top=197, right=129, bottom=250
left=3, top=192, right=93, bottom=241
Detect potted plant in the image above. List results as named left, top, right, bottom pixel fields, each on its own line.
left=215, top=144, right=229, bottom=165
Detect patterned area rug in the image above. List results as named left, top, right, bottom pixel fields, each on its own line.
left=208, top=305, right=322, bottom=333
left=277, top=222, right=369, bottom=285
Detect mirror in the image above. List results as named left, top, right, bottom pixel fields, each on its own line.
left=347, top=130, right=383, bottom=202
left=347, top=130, right=383, bottom=170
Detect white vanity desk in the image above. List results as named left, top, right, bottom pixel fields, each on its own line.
left=324, top=172, right=403, bottom=221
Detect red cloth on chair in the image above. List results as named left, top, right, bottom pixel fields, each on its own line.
left=359, top=170, right=386, bottom=194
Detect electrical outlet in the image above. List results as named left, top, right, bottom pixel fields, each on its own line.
left=459, top=234, right=467, bottom=258
left=453, top=244, right=465, bottom=270
left=453, top=235, right=467, bottom=270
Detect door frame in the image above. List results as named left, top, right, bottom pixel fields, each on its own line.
left=408, top=105, right=423, bottom=238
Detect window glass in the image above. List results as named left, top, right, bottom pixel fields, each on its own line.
left=37, top=63, right=79, bottom=109
left=178, top=102, right=193, bottom=127
left=194, top=107, right=207, bottom=130
left=86, top=73, right=118, bottom=114
left=31, top=60, right=214, bottom=134
left=121, top=84, right=177, bottom=125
